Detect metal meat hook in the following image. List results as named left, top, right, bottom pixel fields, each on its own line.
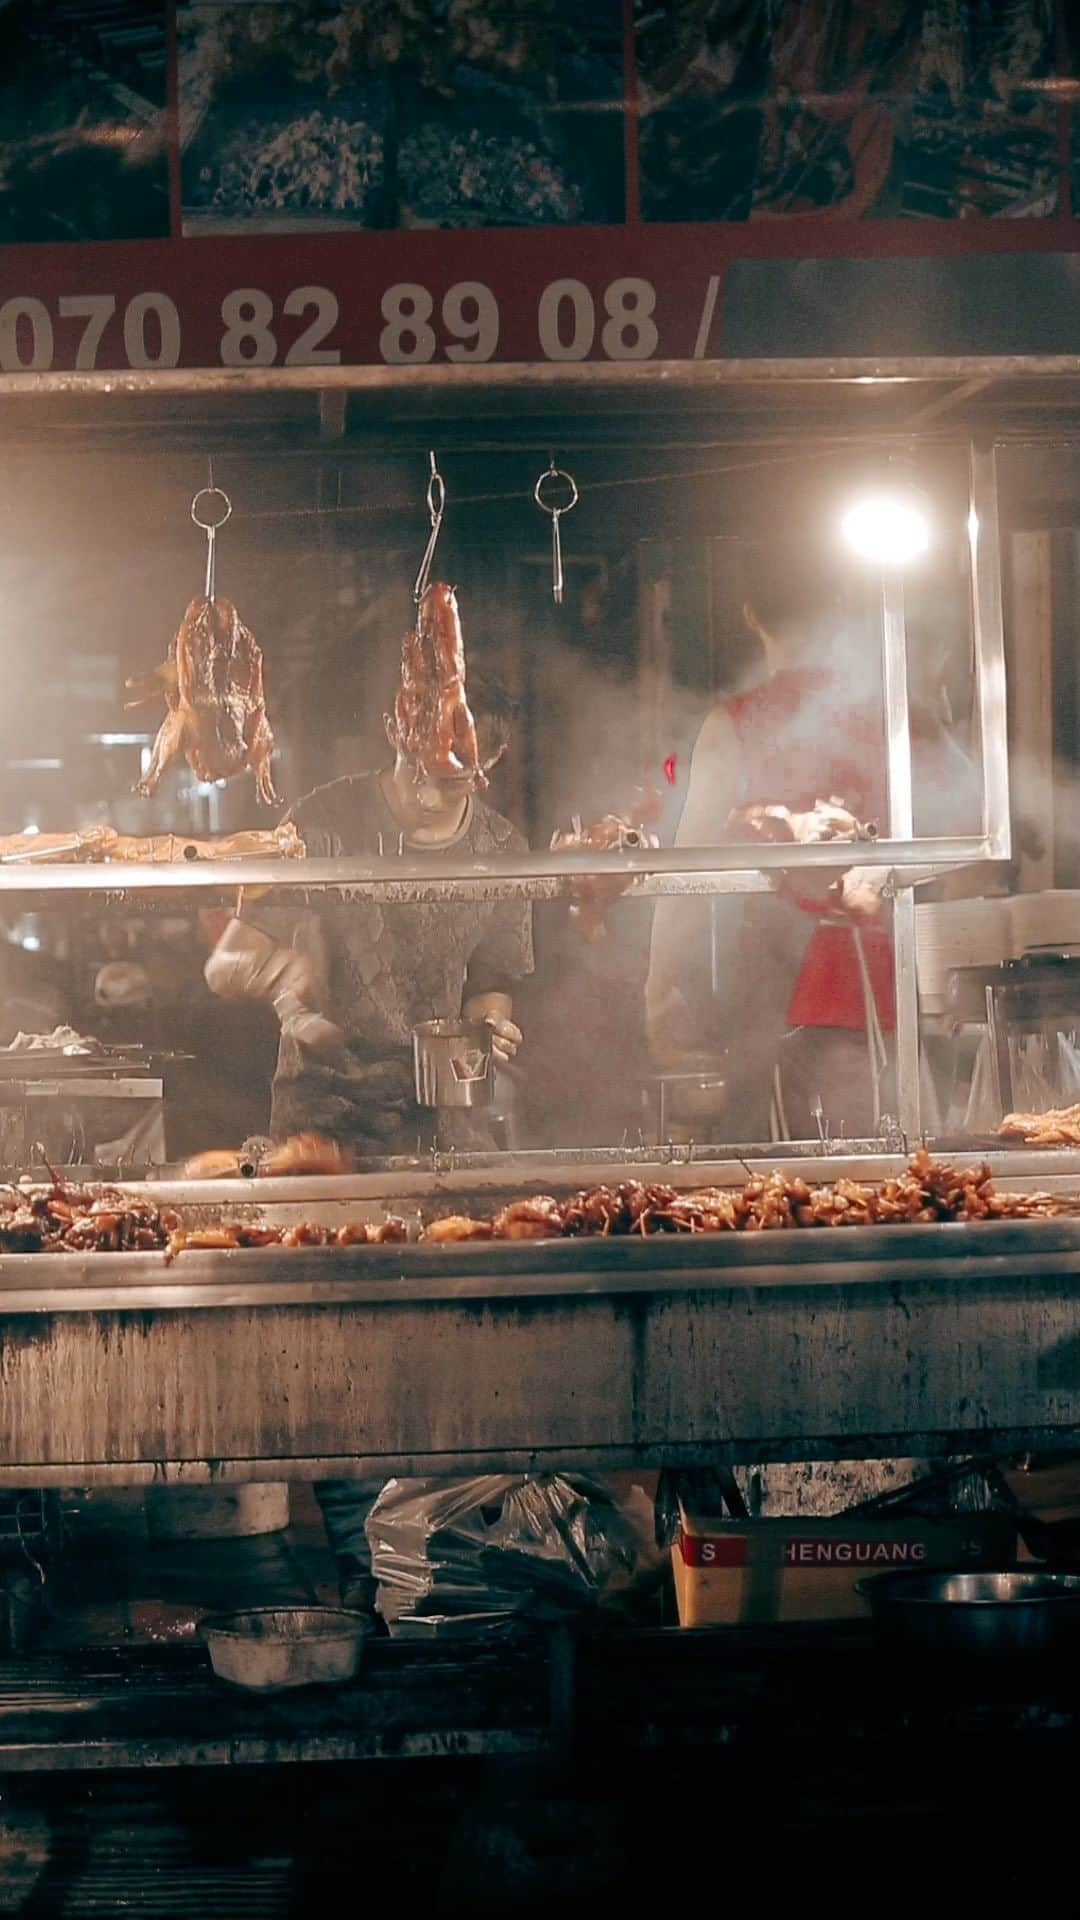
left=414, top=450, right=446, bottom=603
left=191, top=456, right=232, bottom=603
left=534, top=457, right=579, bottom=605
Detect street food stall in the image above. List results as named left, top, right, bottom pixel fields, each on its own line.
left=4, top=9, right=1080, bottom=1907
left=0, top=355, right=1075, bottom=1499
left=0, top=356, right=1076, bottom=1920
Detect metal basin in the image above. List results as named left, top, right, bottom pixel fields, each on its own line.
left=857, top=1568, right=1080, bottom=1658
left=201, top=1606, right=368, bottom=1692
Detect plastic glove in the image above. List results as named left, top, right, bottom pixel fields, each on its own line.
left=204, top=919, right=343, bottom=1053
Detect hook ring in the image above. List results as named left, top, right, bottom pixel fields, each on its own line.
left=426, top=469, right=446, bottom=524
left=414, top=451, right=446, bottom=603
left=191, top=487, right=233, bottom=533
left=533, top=466, right=579, bottom=518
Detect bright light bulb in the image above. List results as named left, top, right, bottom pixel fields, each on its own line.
left=841, top=490, right=930, bottom=566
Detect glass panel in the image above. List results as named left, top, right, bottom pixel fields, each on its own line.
left=0, top=422, right=1002, bottom=1164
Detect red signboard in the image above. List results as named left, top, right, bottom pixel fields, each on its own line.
left=0, top=229, right=727, bottom=372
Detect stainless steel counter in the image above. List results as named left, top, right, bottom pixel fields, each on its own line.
left=0, top=1203, right=1076, bottom=1484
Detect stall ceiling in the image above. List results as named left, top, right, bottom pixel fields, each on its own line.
left=4, top=358, right=1080, bottom=456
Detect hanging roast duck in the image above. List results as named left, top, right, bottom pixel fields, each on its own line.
left=126, top=595, right=279, bottom=805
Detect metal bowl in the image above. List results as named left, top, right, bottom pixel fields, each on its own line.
left=856, top=1568, right=1080, bottom=1658
left=201, top=1606, right=368, bottom=1692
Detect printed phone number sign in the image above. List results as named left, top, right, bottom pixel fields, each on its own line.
left=0, top=235, right=724, bottom=372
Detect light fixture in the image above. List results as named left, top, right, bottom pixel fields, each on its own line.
left=841, top=459, right=931, bottom=567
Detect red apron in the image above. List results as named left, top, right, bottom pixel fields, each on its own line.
left=726, top=667, right=895, bottom=1033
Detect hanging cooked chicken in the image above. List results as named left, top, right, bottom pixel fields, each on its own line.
left=395, top=582, right=483, bottom=787
left=126, top=596, right=278, bottom=804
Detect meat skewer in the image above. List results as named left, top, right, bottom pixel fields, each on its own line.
left=420, top=1151, right=1077, bottom=1243
left=0, top=1153, right=1069, bottom=1261
left=0, top=1172, right=405, bottom=1259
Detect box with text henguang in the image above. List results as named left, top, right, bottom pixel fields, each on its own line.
left=671, top=1501, right=1016, bottom=1627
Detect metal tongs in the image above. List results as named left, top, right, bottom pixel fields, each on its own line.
left=191, top=455, right=233, bottom=603
left=413, top=450, right=445, bottom=604
left=534, top=457, right=579, bottom=604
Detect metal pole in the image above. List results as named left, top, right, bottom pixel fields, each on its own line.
left=969, top=440, right=1012, bottom=860
left=881, top=572, right=921, bottom=1140
left=0, top=835, right=998, bottom=896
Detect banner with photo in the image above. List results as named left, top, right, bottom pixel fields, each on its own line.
left=636, top=0, right=1063, bottom=223
left=0, top=0, right=1074, bottom=370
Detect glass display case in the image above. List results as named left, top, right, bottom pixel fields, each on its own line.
left=0, top=360, right=1018, bottom=1171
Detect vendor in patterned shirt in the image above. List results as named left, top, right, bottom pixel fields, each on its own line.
left=205, top=674, right=533, bottom=1159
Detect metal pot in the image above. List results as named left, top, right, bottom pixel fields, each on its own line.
left=413, top=1018, right=494, bottom=1109
left=147, top=1483, right=289, bottom=1542
left=856, top=1568, right=1080, bottom=1658
left=201, top=1606, right=368, bottom=1692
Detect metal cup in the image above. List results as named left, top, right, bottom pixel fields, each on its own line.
left=412, top=1019, right=494, bottom=1109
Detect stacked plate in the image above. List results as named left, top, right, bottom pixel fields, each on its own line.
left=917, top=890, right=1080, bottom=1013
left=1007, top=890, right=1080, bottom=959
left=915, top=899, right=1011, bottom=1013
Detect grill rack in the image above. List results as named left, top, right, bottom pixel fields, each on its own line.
left=0, top=1490, right=61, bottom=1565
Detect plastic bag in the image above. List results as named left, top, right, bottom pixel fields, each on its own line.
left=961, top=1030, right=1065, bottom=1133
left=366, top=1475, right=653, bottom=1640
left=1057, top=1031, right=1080, bottom=1103
left=1013, top=1034, right=1058, bottom=1115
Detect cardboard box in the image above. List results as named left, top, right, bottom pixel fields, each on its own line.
left=672, top=1500, right=1015, bottom=1627
left=1001, top=1461, right=1080, bottom=1563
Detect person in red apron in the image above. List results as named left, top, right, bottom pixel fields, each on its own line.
left=648, top=589, right=980, bottom=1511
left=646, top=595, right=896, bottom=1141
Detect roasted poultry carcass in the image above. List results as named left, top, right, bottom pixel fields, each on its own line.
left=394, top=582, right=483, bottom=786
left=183, top=1132, right=354, bottom=1180
left=127, top=596, right=278, bottom=804
left=491, top=1196, right=564, bottom=1240
left=423, top=1214, right=493, bottom=1243
left=0, top=824, right=303, bottom=867
left=731, top=796, right=884, bottom=923
left=550, top=812, right=661, bottom=942
left=998, top=1104, right=1080, bottom=1147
